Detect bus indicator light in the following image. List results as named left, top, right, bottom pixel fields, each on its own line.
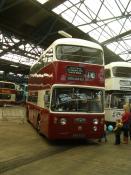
left=93, top=126, right=98, bottom=131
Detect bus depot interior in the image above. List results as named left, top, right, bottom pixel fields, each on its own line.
left=0, top=1, right=131, bottom=175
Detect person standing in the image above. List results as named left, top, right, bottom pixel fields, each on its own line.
left=128, top=116, right=131, bottom=140
left=113, top=119, right=123, bottom=145
left=128, top=105, right=131, bottom=140
left=121, top=104, right=130, bottom=144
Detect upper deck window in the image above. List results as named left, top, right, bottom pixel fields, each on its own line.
left=0, top=82, right=15, bottom=89
left=30, top=48, right=53, bottom=74
left=112, top=67, right=131, bottom=78
left=56, top=45, right=103, bottom=65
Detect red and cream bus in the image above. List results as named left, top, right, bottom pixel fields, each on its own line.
left=27, top=38, right=105, bottom=140
left=105, top=62, right=131, bottom=124
left=0, top=81, right=16, bottom=106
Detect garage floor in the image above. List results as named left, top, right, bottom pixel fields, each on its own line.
left=0, top=121, right=131, bottom=175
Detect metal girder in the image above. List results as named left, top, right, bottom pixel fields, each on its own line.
left=102, top=30, right=131, bottom=45
left=0, top=29, right=42, bottom=61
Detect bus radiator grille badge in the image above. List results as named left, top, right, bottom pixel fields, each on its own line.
left=78, top=126, right=83, bottom=131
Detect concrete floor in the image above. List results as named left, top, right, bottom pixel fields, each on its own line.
left=0, top=121, right=131, bottom=175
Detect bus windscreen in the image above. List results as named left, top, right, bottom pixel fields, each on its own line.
left=112, top=67, right=131, bottom=78
left=110, top=93, right=131, bottom=109
left=51, top=87, right=103, bottom=113
left=56, top=45, right=103, bottom=65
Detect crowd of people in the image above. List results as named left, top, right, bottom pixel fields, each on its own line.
left=99, top=103, right=131, bottom=145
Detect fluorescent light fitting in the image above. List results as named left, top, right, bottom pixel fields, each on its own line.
left=58, top=30, right=72, bottom=38
left=10, top=64, right=19, bottom=68
left=36, top=0, right=49, bottom=4
left=9, top=72, right=14, bottom=75
left=0, top=71, right=4, bottom=74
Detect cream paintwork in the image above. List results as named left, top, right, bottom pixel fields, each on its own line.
left=105, top=62, right=131, bottom=123
left=37, top=90, right=45, bottom=108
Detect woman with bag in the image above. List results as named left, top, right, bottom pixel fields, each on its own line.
left=121, top=104, right=130, bottom=144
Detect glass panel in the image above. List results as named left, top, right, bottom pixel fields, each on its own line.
left=52, top=0, right=131, bottom=62
left=0, top=82, right=15, bottom=89
left=56, top=45, right=103, bottom=65
left=51, top=87, right=104, bottom=113
left=110, top=92, right=131, bottom=109
left=105, top=93, right=110, bottom=108
left=44, top=91, right=50, bottom=108
left=112, top=67, right=131, bottom=77
left=0, top=94, right=11, bottom=99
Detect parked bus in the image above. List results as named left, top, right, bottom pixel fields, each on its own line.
left=0, top=81, right=16, bottom=106
left=105, top=62, right=131, bottom=124
left=27, top=38, right=105, bottom=140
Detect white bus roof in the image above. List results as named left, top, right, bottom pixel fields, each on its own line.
left=0, top=81, right=15, bottom=85
left=52, top=38, right=103, bottom=51
left=105, top=61, right=131, bottom=69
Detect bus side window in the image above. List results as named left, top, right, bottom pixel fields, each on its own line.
left=43, top=56, right=47, bottom=67
left=105, top=94, right=110, bottom=108
left=46, top=49, right=53, bottom=66
left=44, top=91, right=50, bottom=108
left=28, top=95, right=38, bottom=104
left=28, top=91, right=38, bottom=104
left=43, top=48, right=53, bottom=67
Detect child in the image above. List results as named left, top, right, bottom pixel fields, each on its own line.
left=113, top=119, right=123, bottom=145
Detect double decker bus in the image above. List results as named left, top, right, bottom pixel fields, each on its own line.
left=27, top=38, right=105, bottom=140
left=105, top=62, right=131, bottom=124
left=0, top=81, right=16, bottom=106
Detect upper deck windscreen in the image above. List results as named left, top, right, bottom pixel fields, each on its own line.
left=56, top=45, right=103, bottom=65
left=112, top=67, right=131, bottom=78
left=0, top=82, right=15, bottom=89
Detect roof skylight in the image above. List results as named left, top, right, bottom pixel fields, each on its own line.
left=52, top=0, right=131, bottom=62
left=36, top=0, right=49, bottom=5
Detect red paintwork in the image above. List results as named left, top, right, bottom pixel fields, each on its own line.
left=0, top=101, right=16, bottom=106
left=29, top=61, right=104, bottom=90
left=48, top=113, right=104, bottom=140
left=0, top=89, right=16, bottom=94
left=27, top=61, right=105, bottom=140
left=27, top=103, right=104, bottom=140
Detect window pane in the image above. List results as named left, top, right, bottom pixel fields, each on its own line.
left=56, top=45, right=103, bottom=65
left=51, top=87, right=104, bottom=113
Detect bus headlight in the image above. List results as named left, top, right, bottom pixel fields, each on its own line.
left=93, top=118, right=99, bottom=125
left=93, top=126, right=97, bottom=131
left=59, top=118, right=67, bottom=125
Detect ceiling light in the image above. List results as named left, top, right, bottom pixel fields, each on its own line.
left=36, top=0, right=49, bottom=4
left=9, top=72, right=14, bottom=75
left=58, top=30, right=72, bottom=38
left=0, top=71, right=4, bottom=74
left=10, top=64, right=19, bottom=68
